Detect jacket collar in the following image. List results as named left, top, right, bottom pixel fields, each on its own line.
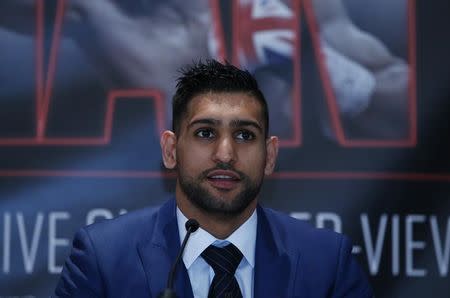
left=137, top=199, right=298, bottom=298
left=254, top=206, right=299, bottom=297
left=137, top=198, right=194, bottom=298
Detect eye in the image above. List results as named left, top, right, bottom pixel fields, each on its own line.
left=195, top=128, right=215, bottom=139
left=235, top=130, right=255, bottom=141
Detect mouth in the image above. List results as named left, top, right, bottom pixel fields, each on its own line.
left=206, top=170, right=241, bottom=190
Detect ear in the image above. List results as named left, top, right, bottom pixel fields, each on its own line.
left=264, top=136, right=279, bottom=175
left=160, top=130, right=177, bottom=169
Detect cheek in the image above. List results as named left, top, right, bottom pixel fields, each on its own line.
left=238, top=146, right=267, bottom=172
left=177, top=143, right=210, bottom=168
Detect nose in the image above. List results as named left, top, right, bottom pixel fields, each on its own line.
left=212, top=136, right=236, bottom=164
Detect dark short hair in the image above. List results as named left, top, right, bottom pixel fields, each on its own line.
left=172, top=59, right=269, bottom=137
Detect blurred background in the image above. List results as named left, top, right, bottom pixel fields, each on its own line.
left=0, top=0, right=449, bottom=297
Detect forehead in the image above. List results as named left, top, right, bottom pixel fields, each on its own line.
left=184, top=92, right=264, bottom=125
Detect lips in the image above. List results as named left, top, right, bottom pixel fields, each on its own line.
left=206, top=170, right=241, bottom=190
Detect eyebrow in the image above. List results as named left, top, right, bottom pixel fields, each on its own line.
left=230, top=119, right=263, bottom=132
left=188, top=118, right=263, bottom=132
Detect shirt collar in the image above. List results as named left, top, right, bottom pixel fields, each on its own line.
left=177, top=207, right=257, bottom=269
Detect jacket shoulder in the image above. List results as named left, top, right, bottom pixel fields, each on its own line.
left=261, top=207, right=349, bottom=274
left=262, top=207, right=344, bottom=249
left=83, top=205, right=161, bottom=245
left=261, top=207, right=373, bottom=297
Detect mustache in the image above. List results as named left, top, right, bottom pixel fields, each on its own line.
left=200, top=162, right=245, bottom=180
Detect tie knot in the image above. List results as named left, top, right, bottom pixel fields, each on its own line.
left=201, top=243, right=243, bottom=275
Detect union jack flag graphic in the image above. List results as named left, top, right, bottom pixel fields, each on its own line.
left=211, top=0, right=297, bottom=71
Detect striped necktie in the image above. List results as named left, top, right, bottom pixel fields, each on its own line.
left=201, top=243, right=244, bottom=298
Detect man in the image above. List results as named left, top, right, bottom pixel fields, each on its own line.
left=54, top=60, right=372, bottom=297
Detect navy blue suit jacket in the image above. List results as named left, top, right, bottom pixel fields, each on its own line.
left=55, top=199, right=373, bottom=297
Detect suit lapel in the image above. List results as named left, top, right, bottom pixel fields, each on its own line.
left=137, top=201, right=298, bottom=297
left=254, top=206, right=299, bottom=298
left=137, top=199, right=194, bottom=298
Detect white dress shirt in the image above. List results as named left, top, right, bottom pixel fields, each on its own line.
left=177, top=207, right=257, bottom=298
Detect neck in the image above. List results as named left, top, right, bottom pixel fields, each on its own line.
left=175, top=186, right=257, bottom=239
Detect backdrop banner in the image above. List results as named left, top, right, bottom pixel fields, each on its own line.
left=0, top=0, right=449, bottom=297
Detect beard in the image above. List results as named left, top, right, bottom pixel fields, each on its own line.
left=177, top=163, right=263, bottom=217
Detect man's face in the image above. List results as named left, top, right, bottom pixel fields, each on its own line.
left=162, top=92, right=278, bottom=217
